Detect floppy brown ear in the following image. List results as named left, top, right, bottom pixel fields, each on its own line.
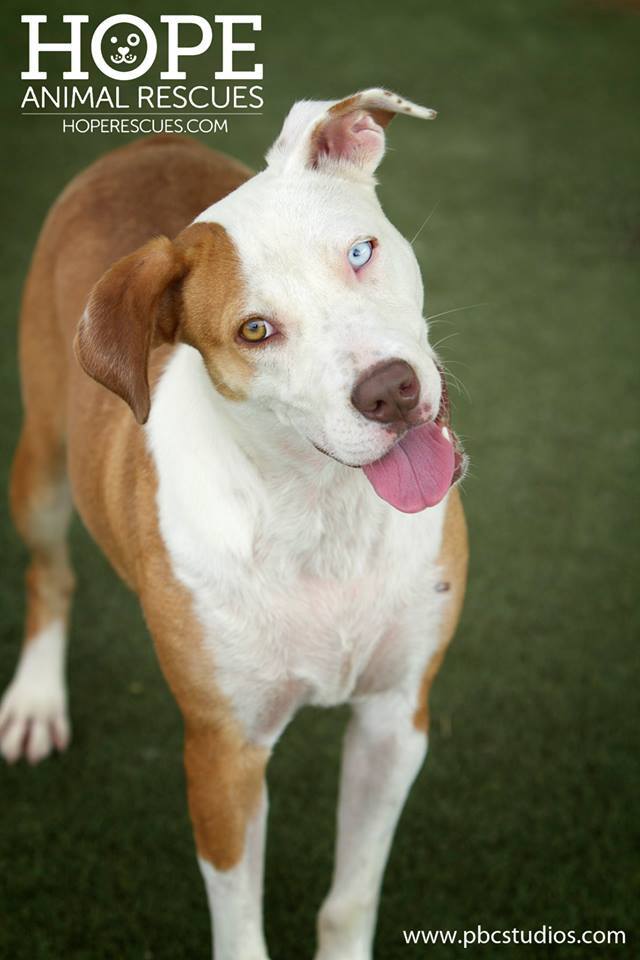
left=74, top=236, right=187, bottom=424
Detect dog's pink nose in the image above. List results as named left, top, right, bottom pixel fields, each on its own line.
left=351, top=360, right=420, bottom=424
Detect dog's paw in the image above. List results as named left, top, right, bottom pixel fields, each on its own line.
left=0, top=677, right=70, bottom=764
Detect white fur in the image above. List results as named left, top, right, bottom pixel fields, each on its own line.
left=194, top=168, right=442, bottom=469
left=148, top=348, right=450, bottom=959
left=315, top=694, right=428, bottom=960
left=146, top=90, right=454, bottom=959
left=147, top=345, right=448, bottom=736
left=0, top=620, right=70, bottom=764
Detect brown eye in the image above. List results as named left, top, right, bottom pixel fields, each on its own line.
left=238, top=318, right=274, bottom=343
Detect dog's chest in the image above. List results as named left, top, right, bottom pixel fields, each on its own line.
left=147, top=348, right=447, bottom=712
left=160, top=468, right=446, bottom=710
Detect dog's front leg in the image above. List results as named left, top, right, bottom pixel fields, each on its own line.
left=315, top=690, right=428, bottom=960
left=142, top=584, right=273, bottom=960
left=185, top=720, right=271, bottom=960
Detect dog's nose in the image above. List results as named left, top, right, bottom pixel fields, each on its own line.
left=351, top=360, right=420, bottom=423
left=118, top=46, right=129, bottom=55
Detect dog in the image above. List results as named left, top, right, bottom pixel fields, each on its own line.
left=1, top=89, right=468, bottom=959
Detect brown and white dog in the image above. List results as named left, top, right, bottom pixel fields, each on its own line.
left=1, top=90, right=468, bottom=959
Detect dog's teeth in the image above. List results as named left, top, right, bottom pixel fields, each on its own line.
left=441, top=426, right=451, bottom=442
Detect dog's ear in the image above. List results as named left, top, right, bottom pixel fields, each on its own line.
left=266, top=88, right=436, bottom=178
left=75, top=236, right=187, bottom=425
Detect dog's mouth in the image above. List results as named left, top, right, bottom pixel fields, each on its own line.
left=361, top=368, right=466, bottom=513
left=314, top=367, right=466, bottom=514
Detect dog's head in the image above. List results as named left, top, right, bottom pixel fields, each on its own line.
left=76, top=89, right=466, bottom=513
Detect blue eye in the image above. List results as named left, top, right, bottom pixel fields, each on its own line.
left=348, top=240, right=374, bottom=270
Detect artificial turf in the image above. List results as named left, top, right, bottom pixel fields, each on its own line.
left=1, top=1, right=639, bottom=957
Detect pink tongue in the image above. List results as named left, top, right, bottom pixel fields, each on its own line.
left=362, top=421, right=455, bottom=513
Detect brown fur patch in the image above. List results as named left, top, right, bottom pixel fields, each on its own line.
left=13, top=135, right=265, bottom=866
left=328, top=94, right=361, bottom=116
left=137, top=449, right=268, bottom=870
left=328, top=93, right=396, bottom=128
left=176, top=222, right=253, bottom=401
left=23, top=551, right=75, bottom=639
left=76, top=219, right=251, bottom=423
left=76, top=236, right=188, bottom=424
left=68, top=352, right=268, bottom=871
left=184, top=724, right=268, bottom=869
left=413, top=488, right=468, bottom=732
left=10, top=332, right=75, bottom=645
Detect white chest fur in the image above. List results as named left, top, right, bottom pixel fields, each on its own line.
left=147, top=347, right=448, bottom=733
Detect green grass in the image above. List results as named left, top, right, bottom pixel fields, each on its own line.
left=1, top=1, right=639, bottom=957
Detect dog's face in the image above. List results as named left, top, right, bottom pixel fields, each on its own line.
left=197, top=170, right=438, bottom=467
left=77, top=90, right=465, bottom=512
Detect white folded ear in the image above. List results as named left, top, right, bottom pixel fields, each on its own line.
left=266, top=88, right=436, bottom=179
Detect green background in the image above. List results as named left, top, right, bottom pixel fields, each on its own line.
left=1, top=1, right=639, bottom=957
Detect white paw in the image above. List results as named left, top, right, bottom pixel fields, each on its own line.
left=0, top=622, right=70, bottom=764
left=0, top=678, right=70, bottom=764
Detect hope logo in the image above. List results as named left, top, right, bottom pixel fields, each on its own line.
left=21, top=14, right=263, bottom=82
left=108, top=31, right=142, bottom=67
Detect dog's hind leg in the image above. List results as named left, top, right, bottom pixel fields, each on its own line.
left=1, top=257, right=75, bottom=764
